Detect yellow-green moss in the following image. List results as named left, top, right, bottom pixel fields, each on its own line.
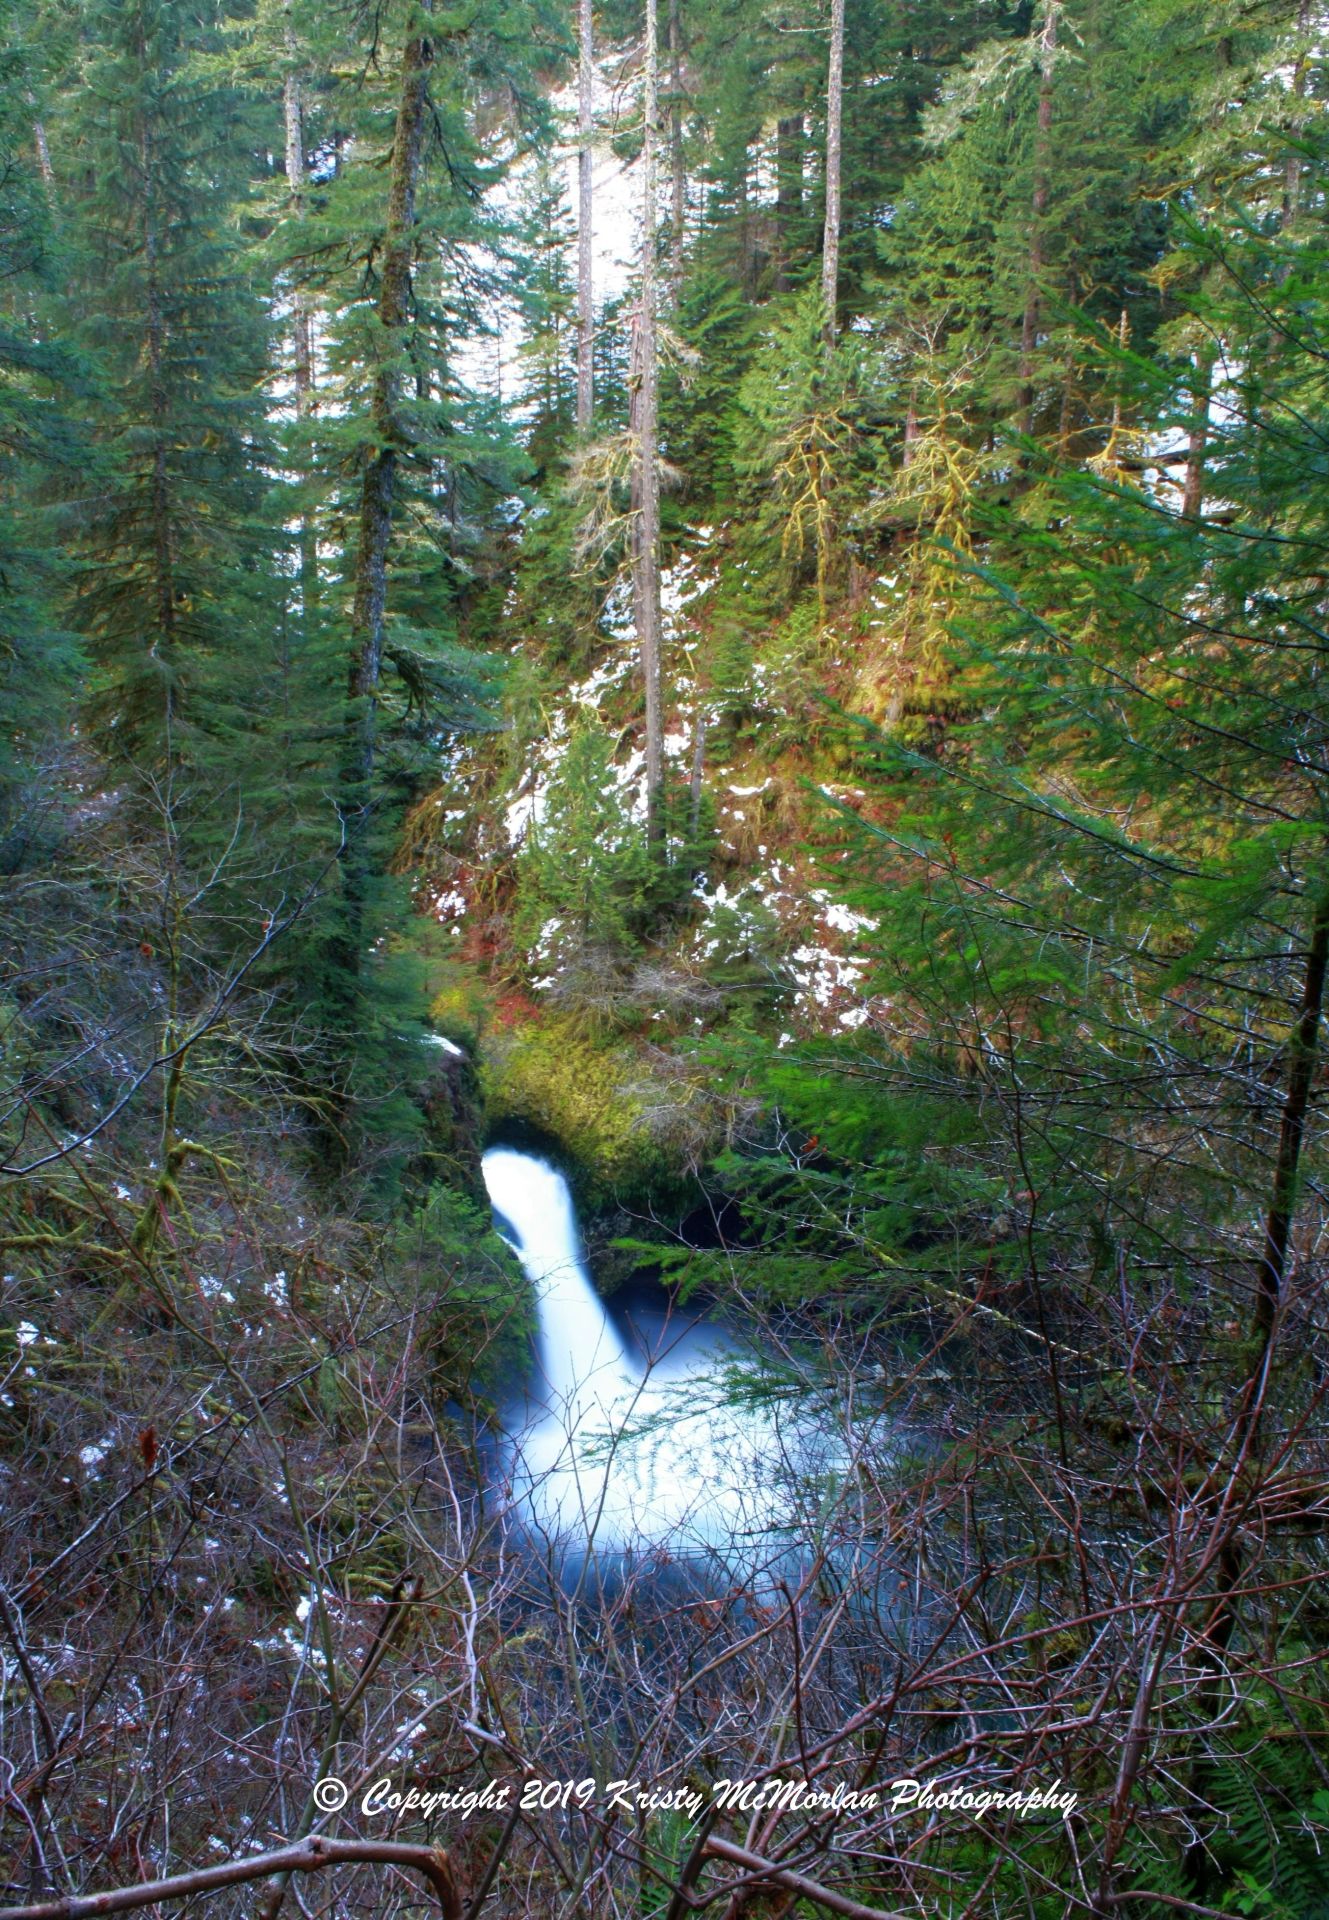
left=428, top=973, right=489, bottom=1050
left=480, top=1016, right=705, bottom=1206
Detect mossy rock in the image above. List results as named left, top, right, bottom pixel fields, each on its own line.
left=480, top=1016, right=701, bottom=1212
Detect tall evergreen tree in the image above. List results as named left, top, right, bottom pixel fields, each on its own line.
left=58, top=0, right=276, bottom=786
left=0, top=0, right=81, bottom=833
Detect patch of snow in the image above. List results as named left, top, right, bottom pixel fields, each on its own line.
left=821, top=901, right=878, bottom=936
left=506, top=784, right=549, bottom=847
left=79, top=1438, right=113, bottom=1472
left=568, top=654, right=633, bottom=707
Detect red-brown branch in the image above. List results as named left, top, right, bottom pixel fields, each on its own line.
left=701, top=1835, right=907, bottom=1920
left=0, top=1836, right=461, bottom=1920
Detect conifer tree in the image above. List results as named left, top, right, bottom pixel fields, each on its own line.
left=515, top=710, right=651, bottom=966
left=0, top=0, right=81, bottom=830
left=57, top=0, right=276, bottom=786
left=515, top=155, right=578, bottom=468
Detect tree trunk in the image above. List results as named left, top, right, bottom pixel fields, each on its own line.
left=775, top=113, right=802, bottom=293
left=901, top=390, right=918, bottom=469
left=1250, top=888, right=1329, bottom=1368
left=283, top=66, right=313, bottom=424
left=1017, top=0, right=1057, bottom=439
left=32, top=120, right=54, bottom=192
left=634, top=0, right=664, bottom=854
left=1180, top=346, right=1213, bottom=521
left=283, top=28, right=317, bottom=610
left=668, top=0, right=685, bottom=300
left=137, top=73, right=177, bottom=741
left=1283, top=0, right=1310, bottom=230
left=576, top=0, right=594, bottom=431
left=340, top=5, right=434, bottom=953
left=735, top=145, right=753, bottom=293
left=1177, top=881, right=1329, bottom=1909
left=820, top=0, right=844, bottom=345
left=688, top=718, right=705, bottom=845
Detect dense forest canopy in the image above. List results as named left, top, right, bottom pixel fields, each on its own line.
left=4, top=0, right=1329, bottom=1914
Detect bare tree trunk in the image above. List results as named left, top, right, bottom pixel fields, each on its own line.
left=820, top=0, right=844, bottom=345
left=775, top=113, right=802, bottom=293
left=576, top=0, right=594, bottom=431
left=283, top=66, right=313, bottom=422
left=1018, top=0, right=1058, bottom=439
left=634, top=0, right=664, bottom=854
left=668, top=0, right=685, bottom=300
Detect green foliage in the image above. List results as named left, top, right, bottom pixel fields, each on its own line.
left=660, top=270, right=757, bottom=509
left=0, top=6, right=83, bottom=827
left=733, top=289, right=882, bottom=620
left=390, top=1182, right=534, bottom=1390
left=59, top=0, right=277, bottom=779
left=513, top=710, right=654, bottom=969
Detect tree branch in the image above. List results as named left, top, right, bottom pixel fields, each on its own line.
left=0, top=1837, right=461, bottom=1920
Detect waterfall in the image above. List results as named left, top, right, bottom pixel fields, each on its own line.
left=481, top=1145, right=785, bottom=1556
left=481, top=1146, right=634, bottom=1429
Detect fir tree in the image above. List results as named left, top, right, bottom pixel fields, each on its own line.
left=57, top=0, right=277, bottom=784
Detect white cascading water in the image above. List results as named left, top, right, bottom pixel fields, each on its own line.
left=481, top=1145, right=790, bottom=1556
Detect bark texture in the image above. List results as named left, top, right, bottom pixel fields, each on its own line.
left=633, top=0, right=664, bottom=851
left=820, top=0, right=844, bottom=343
left=0, top=1837, right=461, bottom=1920
left=576, top=0, right=594, bottom=431
left=668, top=0, right=685, bottom=299
left=1017, top=0, right=1057, bottom=438
left=283, top=61, right=313, bottom=423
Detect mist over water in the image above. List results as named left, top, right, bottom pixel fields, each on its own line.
left=480, top=1145, right=807, bottom=1557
